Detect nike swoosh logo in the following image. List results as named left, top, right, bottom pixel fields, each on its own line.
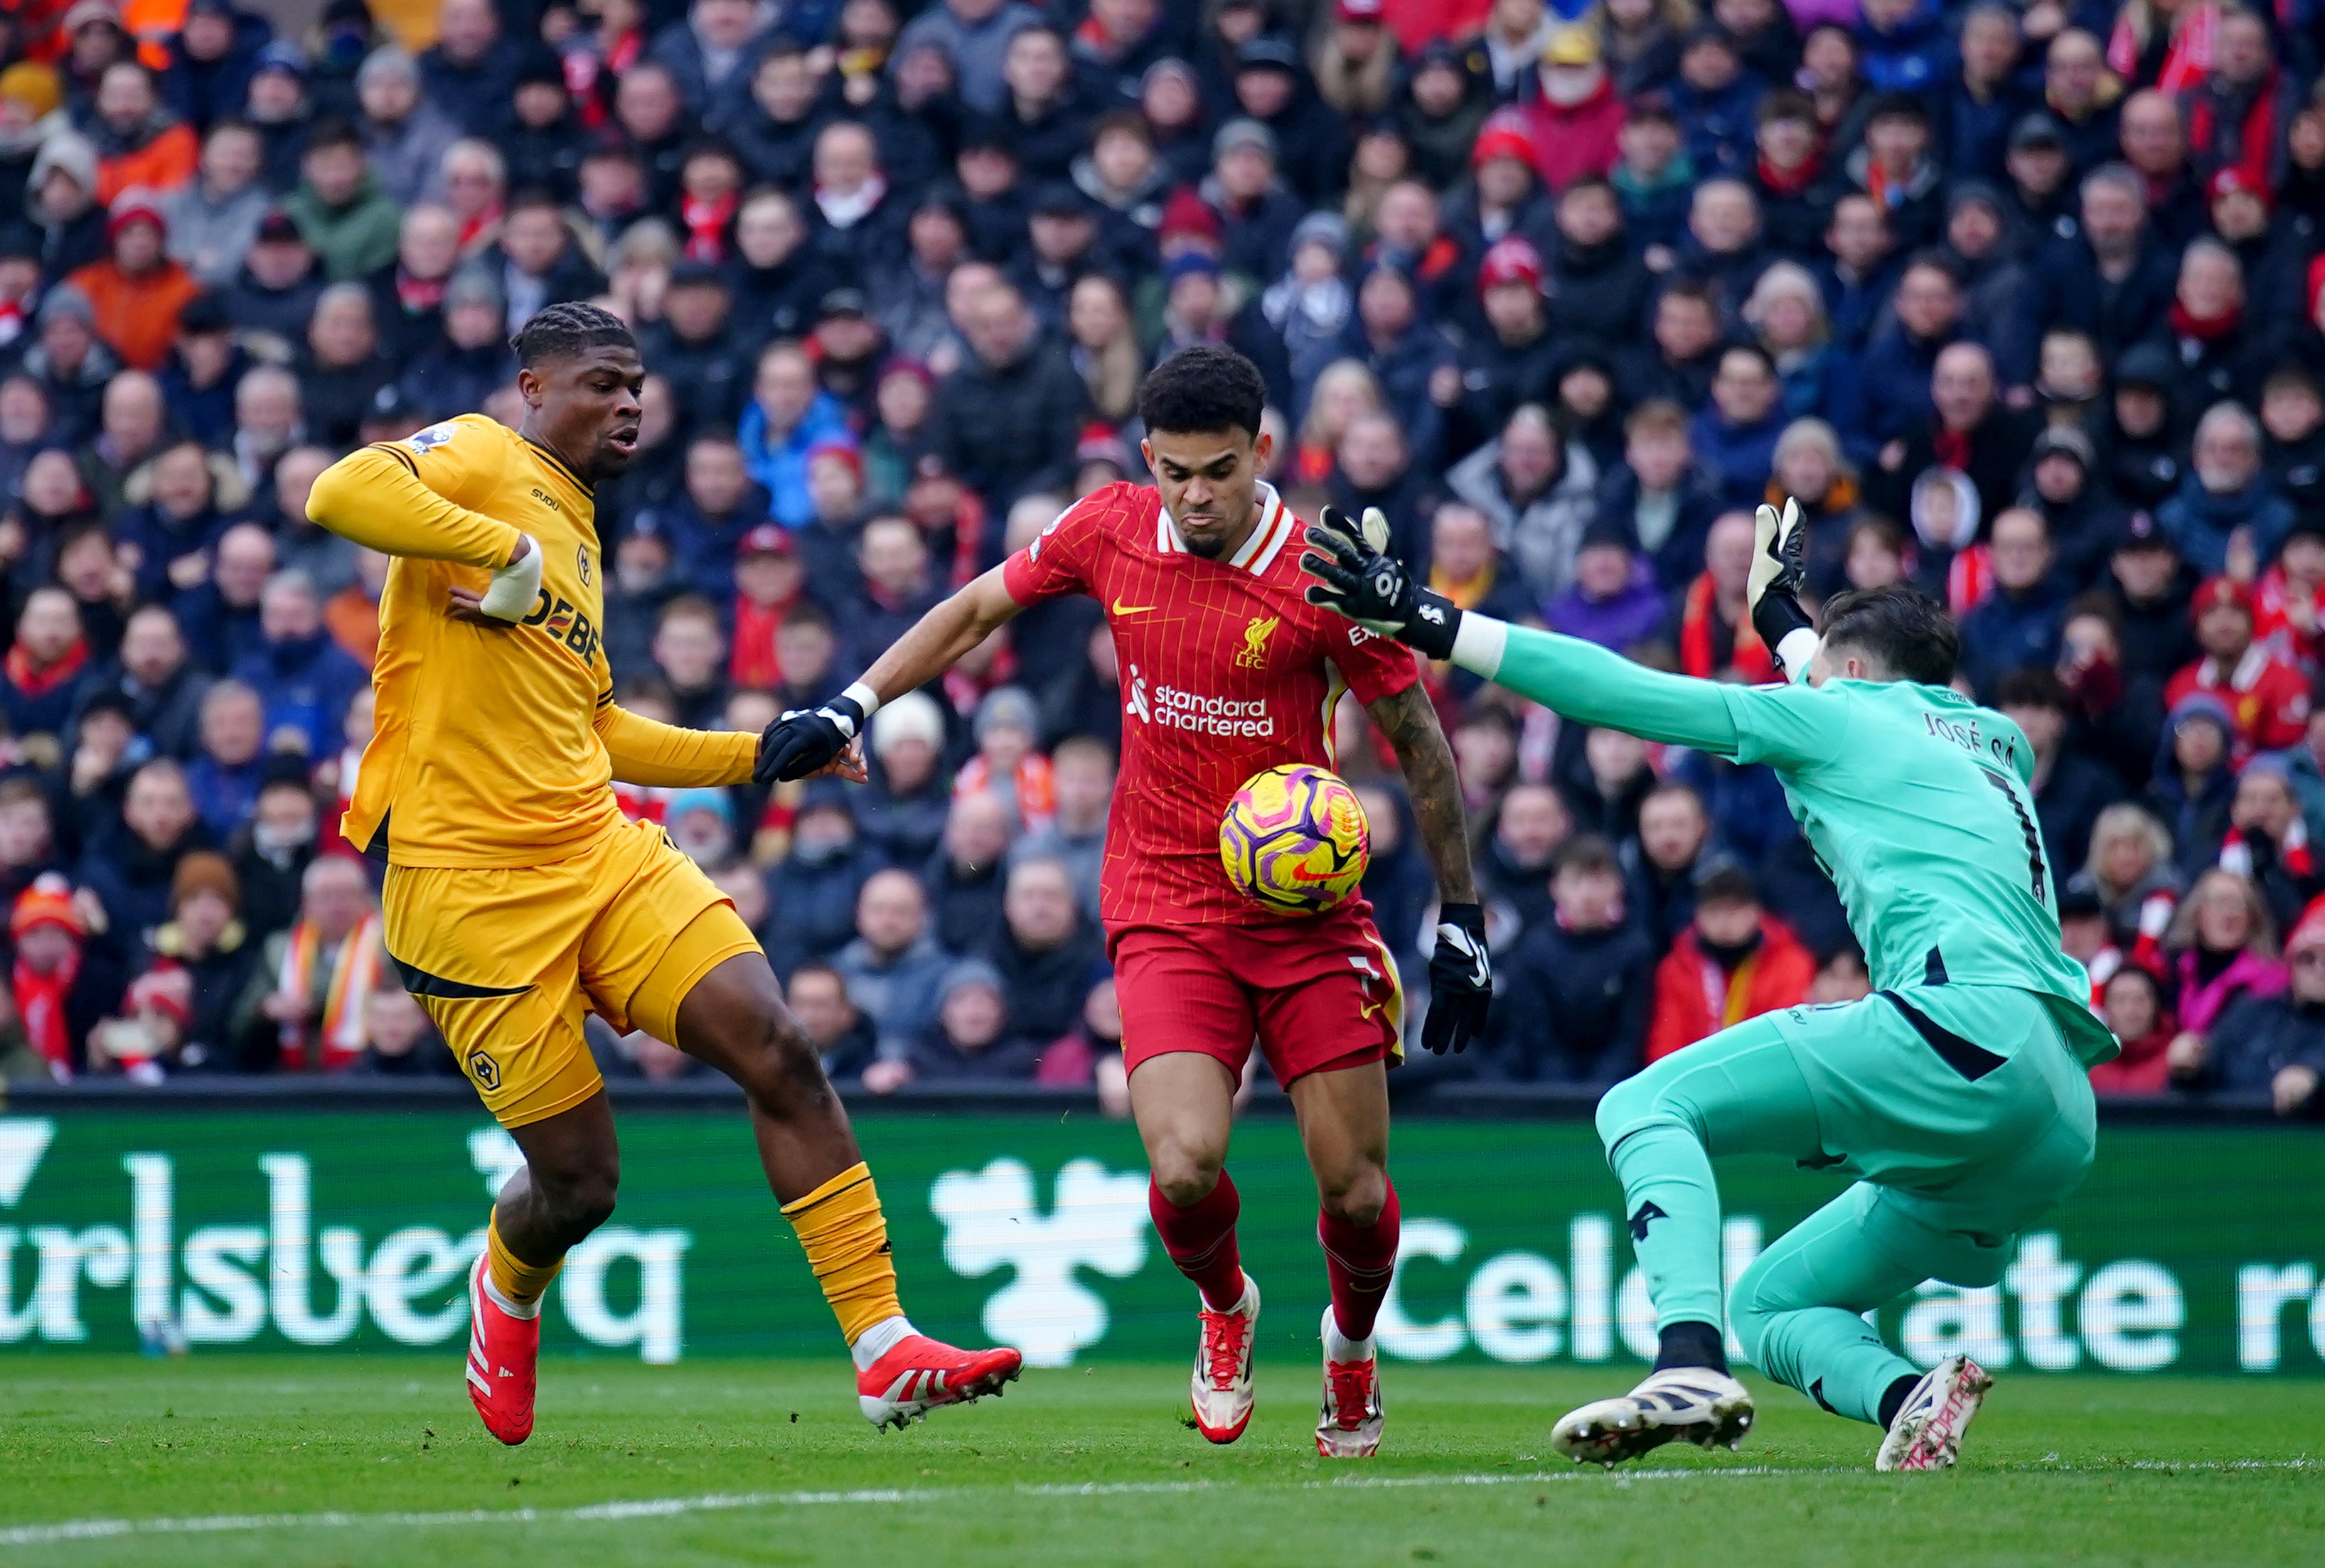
left=1111, top=599, right=1159, bottom=616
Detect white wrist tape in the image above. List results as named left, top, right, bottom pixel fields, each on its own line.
left=1776, top=628, right=1822, bottom=684
left=841, top=682, right=881, bottom=722
left=1450, top=614, right=1508, bottom=678
left=477, top=533, right=543, bottom=622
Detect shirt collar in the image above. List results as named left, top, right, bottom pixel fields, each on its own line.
left=1155, top=483, right=1298, bottom=576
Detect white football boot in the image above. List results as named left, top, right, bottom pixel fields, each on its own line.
left=1875, top=1355, right=1993, bottom=1472
left=1189, top=1273, right=1261, bottom=1444
left=1315, top=1306, right=1384, bottom=1459
left=1551, top=1366, right=1755, bottom=1467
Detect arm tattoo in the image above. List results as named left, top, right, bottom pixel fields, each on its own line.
left=1369, top=684, right=1478, bottom=904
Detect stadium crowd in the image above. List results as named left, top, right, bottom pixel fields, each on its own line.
left=0, top=0, right=2320, bottom=1115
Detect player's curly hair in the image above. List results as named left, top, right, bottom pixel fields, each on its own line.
left=1136, top=345, right=1266, bottom=439
left=512, top=301, right=637, bottom=369
left=1819, top=585, right=1961, bottom=687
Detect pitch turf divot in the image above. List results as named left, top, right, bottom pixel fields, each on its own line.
left=1, top=1460, right=2314, bottom=1548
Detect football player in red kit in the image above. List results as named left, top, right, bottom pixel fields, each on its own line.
left=759, top=346, right=1489, bottom=1456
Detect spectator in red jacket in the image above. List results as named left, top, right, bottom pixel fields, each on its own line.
left=1645, top=865, right=1816, bottom=1063
left=2091, top=962, right=2176, bottom=1095
left=1521, top=26, right=1624, bottom=193
left=2165, top=575, right=2311, bottom=760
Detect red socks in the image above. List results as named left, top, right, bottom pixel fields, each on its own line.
left=1150, top=1169, right=1402, bottom=1338
left=1319, top=1178, right=1400, bottom=1344
left=1148, top=1173, right=1245, bottom=1310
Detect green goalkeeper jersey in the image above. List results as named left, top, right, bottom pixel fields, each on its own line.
left=1459, top=621, right=2117, bottom=1067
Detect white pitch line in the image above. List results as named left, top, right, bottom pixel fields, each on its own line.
left=1, top=1460, right=2311, bottom=1549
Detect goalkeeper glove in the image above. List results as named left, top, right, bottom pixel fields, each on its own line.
left=1422, top=902, right=1492, bottom=1055
left=1748, top=498, right=1815, bottom=676
left=476, top=534, right=544, bottom=622
left=755, top=691, right=868, bottom=783
left=1300, top=505, right=1460, bottom=662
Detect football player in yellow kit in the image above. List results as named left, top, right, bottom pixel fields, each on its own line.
left=307, top=303, right=1019, bottom=1444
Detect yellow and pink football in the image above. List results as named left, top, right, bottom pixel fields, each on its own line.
left=1219, top=764, right=1371, bottom=915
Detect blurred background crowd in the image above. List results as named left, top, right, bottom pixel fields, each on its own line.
left=0, top=0, right=2321, bottom=1115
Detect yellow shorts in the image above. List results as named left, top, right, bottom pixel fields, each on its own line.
left=382, top=818, right=761, bottom=1128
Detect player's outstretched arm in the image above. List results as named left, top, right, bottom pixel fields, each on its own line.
left=1368, top=682, right=1491, bottom=1056
left=754, top=566, right=1025, bottom=783
left=595, top=699, right=759, bottom=788
left=1300, top=512, right=1746, bottom=755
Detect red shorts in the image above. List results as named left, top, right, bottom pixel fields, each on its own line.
left=1107, top=901, right=1404, bottom=1086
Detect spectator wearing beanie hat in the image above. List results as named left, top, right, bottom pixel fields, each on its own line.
left=1441, top=108, right=1547, bottom=259
left=148, top=847, right=260, bottom=1073
left=1395, top=38, right=1492, bottom=190
left=727, top=523, right=806, bottom=690
left=2166, top=574, right=2311, bottom=758
left=29, top=132, right=109, bottom=277
left=1226, top=35, right=1347, bottom=205
left=0, top=60, right=64, bottom=218
left=887, top=958, right=1044, bottom=1088
left=2147, top=690, right=2240, bottom=879
left=352, top=44, right=459, bottom=210
left=1445, top=235, right=1559, bottom=457
left=1204, top=117, right=1305, bottom=282
left=1313, top=0, right=1400, bottom=120
left=9, top=872, right=127, bottom=1080
left=1521, top=26, right=1624, bottom=192
left=1261, top=210, right=1354, bottom=417
left=855, top=689, right=954, bottom=870
left=393, top=264, right=511, bottom=423
left=2209, top=168, right=2303, bottom=328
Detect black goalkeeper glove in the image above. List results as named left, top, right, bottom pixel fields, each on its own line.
left=1300, top=505, right=1461, bottom=662
left=1421, top=902, right=1492, bottom=1056
left=754, top=693, right=866, bottom=783
left=1748, top=497, right=1814, bottom=670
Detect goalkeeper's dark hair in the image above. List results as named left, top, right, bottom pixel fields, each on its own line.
left=512, top=301, right=636, bottom=369
left=1819, top=584, right=1960, bottom=687
left=1136, top=345, right=1266, bottom=439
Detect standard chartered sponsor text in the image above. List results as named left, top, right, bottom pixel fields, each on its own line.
left=1150, top=685, right=1275, bottom=737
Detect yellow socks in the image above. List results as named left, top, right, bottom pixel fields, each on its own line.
left=781, top=1161, right=903, bottom=1345
left=486, top=1213, right=563, bottom=1309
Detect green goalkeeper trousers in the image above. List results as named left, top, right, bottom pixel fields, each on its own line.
left=1593, top=983, right=2097, bottom=1424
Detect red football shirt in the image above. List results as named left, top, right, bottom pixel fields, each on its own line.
left=1002, top=480, right=1420, bottom=928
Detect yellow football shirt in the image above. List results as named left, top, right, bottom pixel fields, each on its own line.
left=309, top=414, right=756, bottom=868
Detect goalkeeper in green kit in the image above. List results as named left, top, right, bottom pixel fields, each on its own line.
left=1301, top=501, right=2113, bottom=1472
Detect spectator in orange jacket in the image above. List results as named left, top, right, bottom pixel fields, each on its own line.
left=88, top=60, right=196, bottom=205
left=1645, top=866, right=1816, bottom=1063
left=67, top=190, right=201, bottom=371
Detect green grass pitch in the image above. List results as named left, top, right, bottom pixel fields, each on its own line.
left=1, top=1358, right=2316, bottom=1567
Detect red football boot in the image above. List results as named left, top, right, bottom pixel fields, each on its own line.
left=856, top=1330, right=1024, bottom=1430
left=465, top=1255, right=540, bottom=1446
